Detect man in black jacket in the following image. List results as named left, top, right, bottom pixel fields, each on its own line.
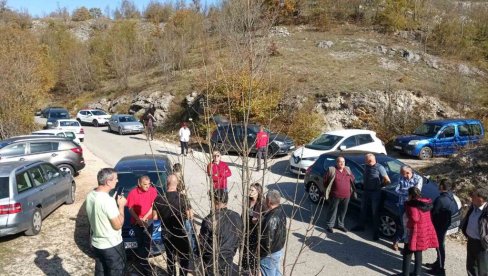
left=427, top=179, right=459, bottom=275
left=260, top=189, right=287, bottom=276
left=199, top=190, right=243, bottom=276
left=461, top=188, right=488, bottom=276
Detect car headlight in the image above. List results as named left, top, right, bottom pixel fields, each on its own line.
left=408, top=140, right=420, bottom=145
left=273, top=141, right=284, bottom=146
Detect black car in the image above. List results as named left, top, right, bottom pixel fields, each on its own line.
left=40, top=106, right=64, bottom=118
left=112, top=154, right=171, bottom=255
left=45, top=108, right=70, bottom=129
left=303, top=151, right=462, bottom=238
left=210, top=123, right=295, bottom=157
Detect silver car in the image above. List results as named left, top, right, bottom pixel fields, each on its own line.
left=107, top=114, right=144, bottom=135
left=0, top=136, right=85, bottom=175
left=0, top=161, right=76, bottom=237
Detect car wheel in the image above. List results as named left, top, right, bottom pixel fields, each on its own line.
left=66, top=182, right=76, bottom=205
left=58, top=164, right=75, bottom=175
left=25, top=208, right=42, bottom=236
left=308, top=182, right=322, bottom=204
left=118, top=127, right=123, bottom=135
left=93, top=120, right=99, bottom=127
left=107, top=125, right=112, bottom=133
left=418, top=147, right=433, bottom=160
left=379, top=213, right=398, bottom=238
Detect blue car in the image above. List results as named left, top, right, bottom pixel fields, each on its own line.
left=393, top=119, right=484, bottom=159
left=113, top=154, right=171, bottom=255
left=304, top=151, right=462, bottom=238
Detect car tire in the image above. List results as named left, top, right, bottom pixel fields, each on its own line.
left=66, top=182, right=76, bottom=205
left=25, top=208, right=42, bottom=236
left=108, top=125, right=112, bottom=133
left=118, top=127, right=123, bottom=135
left=379, top=212, right=398, bottom=238
left=308, top=182, right=323, bottom=204
left=93, top=120, right=99, bottom=127
left=418, top=147, right=433, bottom=160
left=58, top=164, right=75, bottom=175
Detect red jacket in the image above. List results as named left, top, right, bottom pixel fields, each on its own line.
left=256, top=131, right=269, bottom=149
left=207, top=161, right=232, bottom=190
left=405, top=197, right=439, bottom=251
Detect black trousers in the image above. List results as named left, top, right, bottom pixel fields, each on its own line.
left=164, top=234, right=191, bottom=276
left=180, top=141, right=189, bottom=154
left=434, top=226, right=448, bottom=269
left=133, top=224, right=153, bottom=275
left=325, top=196, right=350, bottom=228
left=203, top=254, right=234, bottom=276
left=93, top=242, right=126, bottom=276
left=402, top=244, right=422, bottom=276
left=467, top=237, right=488, bottom=276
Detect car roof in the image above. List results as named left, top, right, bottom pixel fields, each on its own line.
left=424, top=119, right=481, bottom=125
left=0, top=161, right=44, bottom=177
left=33, top=130, right=68, bottom=134
left=3, top=136, right=67, bottom=142
left=115, top=154, right=171, bottom=173
left=79, top=109, right=107, bottom=112
left=319, top=150, right=391, bottom=164
left=323, top=129, right=376, bottom=136
left=48, top=108, right=68, bottom=112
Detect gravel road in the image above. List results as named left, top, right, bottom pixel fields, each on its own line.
left=0, top=121, right=467, bottom=275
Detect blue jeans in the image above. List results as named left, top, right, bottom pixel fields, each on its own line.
left=260, top=249, right=283, bottom=276
left=394, top=204, right=405, bottom=243
left=184, top=220, right=199, bottom=256
left=360, top=190, right=382, bottom=238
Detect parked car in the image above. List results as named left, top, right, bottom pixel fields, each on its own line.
left=108, top=114, right=145, bottom=135
left=0, top=160, right=76, bottom=237
left=112, top=154, right=171, bottom=255
left=290, top=129, right=387, bottom=175
left=76, top=109, right=111, bottom=127
left=50, top=119, right=85, bottom=142
left=0, top=136, right=85, bottom=175
left=45, top=108, right=70, bottom=129
left=210, top=123, right=295, bottom=157
left=31, top=130, right=81, bottom=144
left=40, top=106, right=64, bottom=118
left=394, top=119, right=485, bottom=160
left=303, top=151, right=462, bottom=238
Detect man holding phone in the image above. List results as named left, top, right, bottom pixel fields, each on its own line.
left=86, top=168, right=127, bottom=276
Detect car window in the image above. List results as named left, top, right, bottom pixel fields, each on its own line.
left=56, top=133, right=66, bottom=137
left=468, top=124, right=482, bottom=136
left=0, top=143, right=26, bottom=157
left=115, top=171, right=168, bottom=197
left=91, top=110, right=107, bottom=116
left=0, top=177, right=9, bottom=199
left=40, top=163, right=60, bottom=181
left=357, top=134, right=374, bottom=145
left=341, top=136, right=357, bottom=148
left=60, top=121, right=80, bottom=127
left=65, top=132, right=76, bottom=139
left=322, top=157, right=336, bottom=170
left=348, top=164, right=363, bottom=184
left=16, top=172, right=33, bottom=193
left=27, top=167, right=46, bottom=187
left=380, top=160, right=402, bottom=184
left=30, top=142, right=58, bottom=154
left=413, top=123, right=442, bottom=137
left=458, top=125, right=470, bottom=137
left=306, top=134, right=343, bottom=150
left=440, top=126, right=455, bottom=138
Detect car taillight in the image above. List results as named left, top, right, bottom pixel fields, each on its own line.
left=71, top=147, right=83, bottom=155
left=0, top=203, right=22, bottom=215
left=80, top=128, right=84, bottom=134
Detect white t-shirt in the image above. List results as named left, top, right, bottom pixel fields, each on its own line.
left=85, top=190, right=122, bottom=249
left=179, top=127, right=191, bottom=142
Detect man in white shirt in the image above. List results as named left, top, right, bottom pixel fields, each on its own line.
left=86, top=168, right=127, bottom=276
left=179, top=122, right=191, bottom=156
left=461, top=188, right=488, bottom=276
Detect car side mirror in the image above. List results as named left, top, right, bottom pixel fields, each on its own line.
left=339, top=145, right=346, bottom=151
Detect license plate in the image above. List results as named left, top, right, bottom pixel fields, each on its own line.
left=394, top=146, right=402, bottom=150
left=124, top=241, right=138, bottom=249
left=446, top=227, right=459, bottom=236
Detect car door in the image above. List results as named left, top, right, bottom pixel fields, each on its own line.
left=24, top=141, right=58, bottom=164
left=433, top=125, right=456, bottom=155
left=468, top=123, right=484, bottom=145
left=456, top=124, right=471, bottom=149
left=228, top=126, right=243, bottom=152
left=27, top=166, right=57, bottom=215
left=78, top=111, right=87, bottom=123
left=0, top=143, right=27, bottom=162
left=40, top=163, right=66, bottom=206
left=354, top=134, right=377, bottom=152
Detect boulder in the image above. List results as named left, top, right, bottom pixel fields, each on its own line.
left=317, top=40, right=334, bottom=49
left=270, top=26, right=290, bottom=37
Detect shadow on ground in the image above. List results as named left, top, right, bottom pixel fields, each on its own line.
left=34, top=250, right=70, bottom=276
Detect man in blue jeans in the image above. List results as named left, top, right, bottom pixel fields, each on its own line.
left=351, top=153, right=390, bottom=241
left=260, top=190, right=287, bottom=276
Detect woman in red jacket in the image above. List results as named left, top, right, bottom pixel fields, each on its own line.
left=401, top=187, right=439, bottom=276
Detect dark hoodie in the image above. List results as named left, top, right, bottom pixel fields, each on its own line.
left=432, top=191, right=459, bottom=231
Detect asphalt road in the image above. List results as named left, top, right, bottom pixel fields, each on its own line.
left=75, top=123, right=467, bottom=276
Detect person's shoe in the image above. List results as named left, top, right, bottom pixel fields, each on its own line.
left=351, top=225, right=365, bottom=232
left=325, top=227, right=334, bottom=233
left=336, top=226, right=348, bottom=233
left=392, top=242, right=399, bottom=251
left=426, top=267, right=445, bottom=276
left=424, top=262, right=439, bottom=269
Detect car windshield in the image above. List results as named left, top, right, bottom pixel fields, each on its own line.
left=0, top=177, right=9, bottom=199
left=413, top=123, right=442, bottom=137
left=50, top=112, right=69, bottom=119
left=118, top=116, right=137, bottom=123
left=65, top=132, right=76, bottom=139
left=91, top=110, right=107, bottom=116
left=114, top=171, right=168, bottom=197
left=305, top=134, right=343, bottom=150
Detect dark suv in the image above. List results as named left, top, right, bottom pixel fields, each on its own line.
left=112, top=154, right=171, bottom=255
left=210, top=123, right=295, bottom=157
left=304, top=151, right=462, bottom=238
left=45, top=108, right=70, bottom=129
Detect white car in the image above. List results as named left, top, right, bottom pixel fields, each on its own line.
left=76, top=109, right=111, bottom=127
left=51, top=119, right=85, bottom=142
left=289, top=129, right=387, bottom=175
left=31, top=129, right=81, bottom=144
